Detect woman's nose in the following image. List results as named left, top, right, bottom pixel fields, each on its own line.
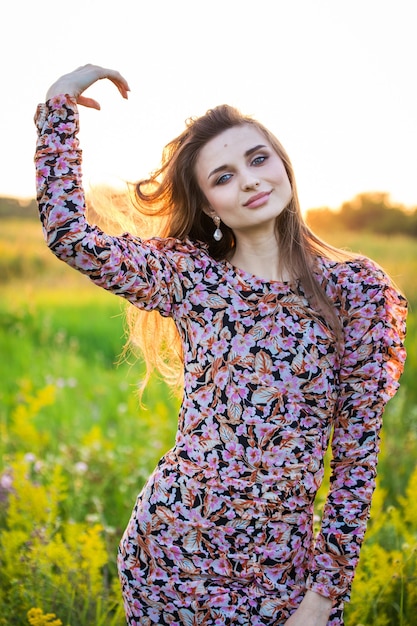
left=242, top=177, right=260, bottom=191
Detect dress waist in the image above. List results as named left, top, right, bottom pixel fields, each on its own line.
left=159, top=447, right=316, bottom=506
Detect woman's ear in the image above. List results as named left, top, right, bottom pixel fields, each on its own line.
left=202, top=205, right=216, bottom=219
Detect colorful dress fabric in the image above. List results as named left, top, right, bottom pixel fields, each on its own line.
left=35, top=95, right=407, bottom=626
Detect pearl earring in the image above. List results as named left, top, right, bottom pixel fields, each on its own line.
left=213, top=215, right=223, bottom=241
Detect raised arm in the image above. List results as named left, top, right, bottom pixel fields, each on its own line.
left=34, top=66, right=188, bottom=316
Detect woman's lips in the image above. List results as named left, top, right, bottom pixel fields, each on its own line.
left=243, top=191, right=271, bottom=209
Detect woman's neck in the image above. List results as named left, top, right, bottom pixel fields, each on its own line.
left=228, top=235, right=290, bottom=282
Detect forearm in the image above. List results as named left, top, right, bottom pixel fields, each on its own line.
left=35, top=95, right=86, bottom=245
left=307, top=408, right=381, bottom=602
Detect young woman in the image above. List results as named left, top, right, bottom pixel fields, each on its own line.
left=34, top=65, right=407, bottom=626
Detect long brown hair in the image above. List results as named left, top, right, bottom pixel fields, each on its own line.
left=123, top=104, right=351, bottom=394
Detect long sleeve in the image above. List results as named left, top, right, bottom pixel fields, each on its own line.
left=307, top=258, right=407, bottom=602
left=34, top=94, right=193, bottom=316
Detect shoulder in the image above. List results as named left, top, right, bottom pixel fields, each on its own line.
left=316, top=254, right=390, bottom=286
left=316, top=254, right=396, bottom=294
left=315, top=255, right=407, bottom=318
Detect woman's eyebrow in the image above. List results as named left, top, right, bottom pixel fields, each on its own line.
left=245, top=144, right=267, bottom=157
left=207, top=144, right=267, bottom=179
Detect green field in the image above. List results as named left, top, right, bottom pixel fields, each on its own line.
left=0, top=219, right=416, bottom=625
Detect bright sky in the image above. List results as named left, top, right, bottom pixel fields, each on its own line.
left=2, top=0, right=416, bottom=211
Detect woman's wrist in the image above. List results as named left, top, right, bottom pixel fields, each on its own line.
left=46, top=81, right=77, bottom=102
left=303, top=590, right=332, bottom=614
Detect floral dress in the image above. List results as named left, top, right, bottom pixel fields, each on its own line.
left=34, top=95, right=407, bottom=626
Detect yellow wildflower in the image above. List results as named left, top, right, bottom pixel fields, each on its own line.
left=27, top=607, right=62, bottom=626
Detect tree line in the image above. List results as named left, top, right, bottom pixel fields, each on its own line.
left=306, top=192, right=417, bottom=237
left=1, top=192, right=417, bottom=238
left=0, top=196, right=38, bottom=219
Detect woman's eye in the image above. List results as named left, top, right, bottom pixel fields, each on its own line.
left=252, top=155, right=268, bottom=166
left=216, top=173, right=232, bottom=185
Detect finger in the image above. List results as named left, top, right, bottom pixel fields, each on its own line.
left=100, top=70, right=131, bottom=99
left=77, top=95, right=101, bottom=110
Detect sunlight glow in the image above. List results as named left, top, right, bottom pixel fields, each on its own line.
left=1, top=0, right=416, bottom=212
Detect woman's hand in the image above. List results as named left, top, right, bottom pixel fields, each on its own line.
left=284, top=591, right=332, bottom=626
left=45, top=64, right=130, bottom=109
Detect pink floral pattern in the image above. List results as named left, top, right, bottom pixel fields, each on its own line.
left=35, top=95, right=407, bottom=626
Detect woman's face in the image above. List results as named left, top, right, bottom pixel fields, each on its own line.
left=195, top=124, right=292, bottom=240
